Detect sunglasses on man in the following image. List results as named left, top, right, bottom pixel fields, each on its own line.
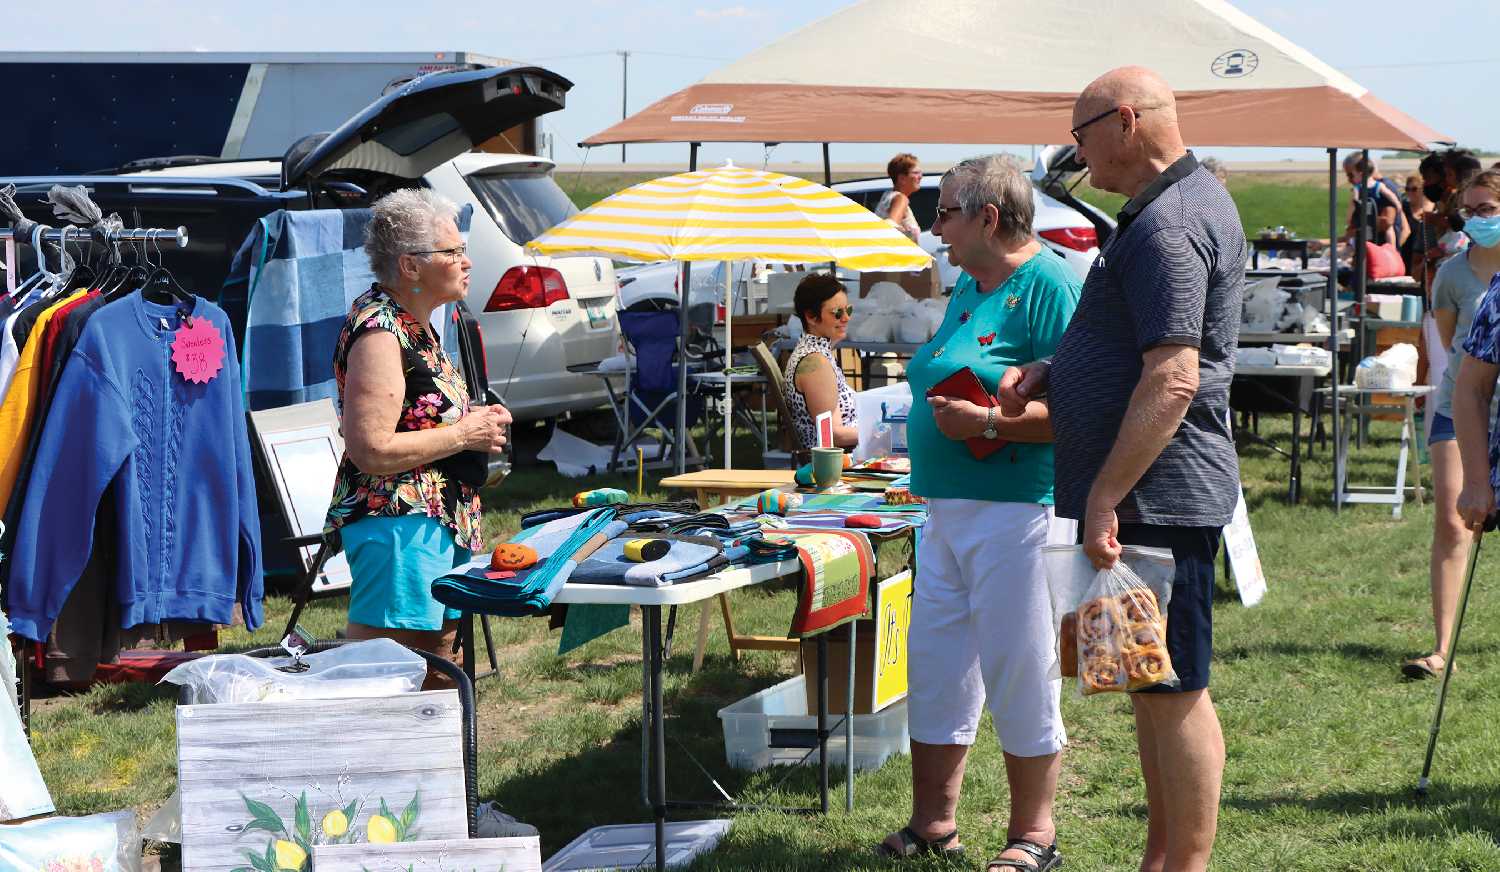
left=1070, top=105, right=1149, bottom=145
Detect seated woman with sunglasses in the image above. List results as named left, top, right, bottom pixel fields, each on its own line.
left=783, top=274, right=859, bottom=451
left=322, top=189, right=511, bottom=681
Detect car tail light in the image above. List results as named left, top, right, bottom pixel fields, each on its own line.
left=1038, top=226, right=1099, bottom=252
left=485, top=265, right=569, bottom=312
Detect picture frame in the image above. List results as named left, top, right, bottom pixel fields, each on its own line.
left=249, top=399, right=352, bottom=593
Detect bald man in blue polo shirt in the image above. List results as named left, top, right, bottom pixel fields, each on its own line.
left=999, top=66, right=1246, bottom=872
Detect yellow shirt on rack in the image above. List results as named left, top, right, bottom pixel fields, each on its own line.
left=0, top=291, right=87, bottom=511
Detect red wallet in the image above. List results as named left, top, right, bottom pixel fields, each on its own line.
left=925, top=367, right=1008, bottom=460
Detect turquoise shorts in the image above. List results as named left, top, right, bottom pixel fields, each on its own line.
left=342, top=515, right=471, bottom=631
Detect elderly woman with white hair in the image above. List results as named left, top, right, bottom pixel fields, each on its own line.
left=323, top=189, right=510, bottom=670
left=875, top=155, right=1080, bottom=871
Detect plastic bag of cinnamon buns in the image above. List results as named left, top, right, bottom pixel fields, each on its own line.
left=1042, top=545, right=1178, bottom=694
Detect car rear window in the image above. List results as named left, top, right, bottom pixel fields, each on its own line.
left=465, top=171, right=578, bottom=245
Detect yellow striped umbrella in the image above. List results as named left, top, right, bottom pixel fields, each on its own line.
left=528, top=161, right=930, bottom=468
left=526, top=161, right=931, bottom=270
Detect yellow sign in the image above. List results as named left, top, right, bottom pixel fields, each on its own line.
left=874, top=570, right=913, bottom=710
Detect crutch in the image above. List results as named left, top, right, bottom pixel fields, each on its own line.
left=1416, top=516, right=1494, bottom=797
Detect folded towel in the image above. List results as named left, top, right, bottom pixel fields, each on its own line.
left=572, top=535, right=723, bottom=588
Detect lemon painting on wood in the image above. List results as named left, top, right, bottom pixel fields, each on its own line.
left=227, top=789, right=424, bottom=872
left=175, top=692, right=468, bottom=872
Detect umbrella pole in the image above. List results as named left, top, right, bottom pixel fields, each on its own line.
left=724, top=262, right=734, bottom=468
left=1327, top=147, right=1341, bottom=512
left=677, top=142, right=700, bottom=475
left=822, top=142, right=832, bottom=186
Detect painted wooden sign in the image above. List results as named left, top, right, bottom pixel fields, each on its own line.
left=312, top=836, right=542, bottom=872
left=176, top=691, right=467, bottom=872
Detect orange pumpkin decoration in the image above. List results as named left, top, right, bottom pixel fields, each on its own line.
left=491, top=542, right=539, bottom=571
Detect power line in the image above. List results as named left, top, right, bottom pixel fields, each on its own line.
left=534, top=49, right=730, bottom=63
left=1343, top=56, right=1500, bottom=70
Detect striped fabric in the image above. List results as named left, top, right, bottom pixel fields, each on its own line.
left=526, top=163, right=930, bottom=271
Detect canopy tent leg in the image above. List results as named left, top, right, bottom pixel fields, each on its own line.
left=1327, top=147, right=1341, bottom=512
left=677, top=142, right=701, bottom=475
left=724, top=261, right=734, bottom=467
left=1354, top=150, right=1371, bottom=448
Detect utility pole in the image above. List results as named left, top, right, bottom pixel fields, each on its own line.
left=618, top=50, right=631, bottom=163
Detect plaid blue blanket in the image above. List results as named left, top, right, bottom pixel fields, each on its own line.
left=222, top=206, right=470, bottom=411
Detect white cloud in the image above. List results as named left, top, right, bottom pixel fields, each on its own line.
left=695, top=5, right=759, bottom=20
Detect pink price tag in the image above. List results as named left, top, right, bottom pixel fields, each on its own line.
left=171, top=317, right=227, bottom=384
left=816, top=411, right=834, bottom=449
left=485, top=570, right=517, bottom=580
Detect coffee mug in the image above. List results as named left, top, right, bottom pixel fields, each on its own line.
left=811, top=447, right=845, bottom=490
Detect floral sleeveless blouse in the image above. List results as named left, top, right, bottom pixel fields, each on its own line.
left=323, top=285, right=483, bottom=552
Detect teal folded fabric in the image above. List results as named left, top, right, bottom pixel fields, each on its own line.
left=558, top=604, right=631, bottom=654
left=432, top=509, right=622, bottom=616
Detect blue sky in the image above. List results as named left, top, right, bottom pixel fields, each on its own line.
left=6, top=0, right=1496, bottom=167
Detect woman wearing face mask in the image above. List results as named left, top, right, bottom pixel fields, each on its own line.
left=1419, top=171, right=1500, bottom=677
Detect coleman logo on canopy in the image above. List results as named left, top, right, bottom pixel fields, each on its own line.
left=1211, top=49, right=1260, bottom=78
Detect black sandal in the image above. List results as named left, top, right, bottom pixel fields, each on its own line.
left=986, top=838, right=1063, bottom=871
left=874, top=826, right=966, bottom=861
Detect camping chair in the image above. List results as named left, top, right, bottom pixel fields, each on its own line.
left=749, top=340, right=810, bottom=469
left=616, top=309, right=705, bottom=471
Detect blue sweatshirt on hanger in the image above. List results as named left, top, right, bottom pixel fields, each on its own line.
left=4, top=292, right=263, bottom=641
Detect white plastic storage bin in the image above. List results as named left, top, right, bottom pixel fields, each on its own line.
left=717, top=674, right=909, bottom=772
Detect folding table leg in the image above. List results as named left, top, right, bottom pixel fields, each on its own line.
left=817, top=634, right=829, bottom=815
left=1392, top=401, right=1412, bottom=519
left=646, top=604, right=667, bottom=872
left=846, top=620, right=856, bottom=813
left=691, top=601, right=714, bottom=673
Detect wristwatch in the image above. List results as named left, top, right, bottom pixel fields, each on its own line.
left=982, top=405, right=999, bottom=440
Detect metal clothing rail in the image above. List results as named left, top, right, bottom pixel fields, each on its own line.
left=0, top=225, right=189, bottom=247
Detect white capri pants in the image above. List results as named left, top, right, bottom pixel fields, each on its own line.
left=906, top=498, right=1067, bottom=757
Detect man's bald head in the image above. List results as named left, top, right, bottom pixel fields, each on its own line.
left=1076, top=66, right=1179, bottom=127
left=1071, top=66, right=1188, bottom=197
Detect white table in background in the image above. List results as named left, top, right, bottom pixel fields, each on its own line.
left=1314, top=385, right=1431, bottom=518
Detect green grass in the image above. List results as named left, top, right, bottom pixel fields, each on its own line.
left=558, top=168, right=1353, bottom=243
left=31, top=415, right=1500, bottom=870
left=1073, top=173, right=1354, bottom=242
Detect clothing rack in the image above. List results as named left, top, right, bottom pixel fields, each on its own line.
left=0, top=224, right=188, bottom=247
left=2, top=219, right=190, bottom=734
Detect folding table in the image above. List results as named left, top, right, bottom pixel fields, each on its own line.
left=1315, top=385, right=1431, bottom=518
left=541, top=561, right=858, bottom=872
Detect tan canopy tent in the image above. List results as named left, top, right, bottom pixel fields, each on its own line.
left=582, top=0, right=1453, bottom=492
left=583, top=0, right=1449, bottom=150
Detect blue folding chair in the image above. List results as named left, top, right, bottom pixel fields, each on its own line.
left=616, top=309, right=705, bottom=471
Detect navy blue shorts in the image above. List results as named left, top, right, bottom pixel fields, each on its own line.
left=1116, top=524, right=1221, bottom=694
left=1428, top=412, right=1455, bottom=446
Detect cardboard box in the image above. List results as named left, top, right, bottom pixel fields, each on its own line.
left=801, top=620, right=878, bottom=716
left=799, top=568, right=913, bottom=715
left=859, top=268, right=940, bottom=301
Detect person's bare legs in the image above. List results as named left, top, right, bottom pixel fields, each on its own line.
left=1132, top=690, right=1223, bottom=872
left=347, top=620, right=462, bottom=689
left=882, top=741, right=970, bottom=850
left=992, top=750, right=1062, bottom=866
left=1425, top=441, right=1468, bottom=665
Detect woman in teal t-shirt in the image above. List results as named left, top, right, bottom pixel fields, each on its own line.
left=877, top=156, right=1080, bottom=872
